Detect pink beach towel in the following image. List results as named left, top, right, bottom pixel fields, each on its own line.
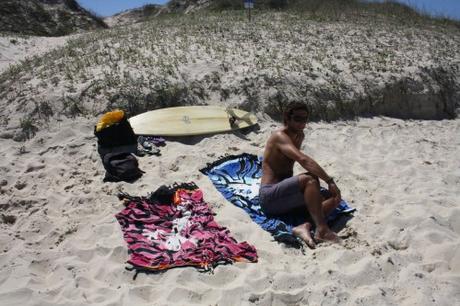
left=116, top=183, right=258, bottom=273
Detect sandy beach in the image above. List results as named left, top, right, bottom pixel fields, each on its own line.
left=0, top=3, right=459, bottom=305
left=0, top=113, right=459, bottom=305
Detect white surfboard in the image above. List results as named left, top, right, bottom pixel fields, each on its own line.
left=128, top=106, right=258, bottom=136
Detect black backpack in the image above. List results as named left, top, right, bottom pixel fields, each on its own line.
left=95, top=112, right=143, bottom=182
left=95, top=115, right=137, bottom=149
left=102, top=152, right=143, bottom=182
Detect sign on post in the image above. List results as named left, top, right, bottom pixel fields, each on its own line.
left=244, top=0, right=254, bottom=9
left=244, top=0, right=254, bottom=21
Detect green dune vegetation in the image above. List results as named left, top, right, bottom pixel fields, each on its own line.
left=0, top=0, right=459, bottom=140
left=0, top=0, right=107, bottom=37
left=190, top=0, right=460, bottom=27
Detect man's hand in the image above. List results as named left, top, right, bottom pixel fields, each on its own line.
left=328, top=182, right=341, bottom=203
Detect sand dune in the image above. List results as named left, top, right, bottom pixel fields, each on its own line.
left=0, top=35, right=71, bottom=74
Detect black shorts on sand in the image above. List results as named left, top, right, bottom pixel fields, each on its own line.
left=259, top=176, right=306, bottom=215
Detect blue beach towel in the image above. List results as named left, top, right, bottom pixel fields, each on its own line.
left=200, top=153, right=356, bottom=246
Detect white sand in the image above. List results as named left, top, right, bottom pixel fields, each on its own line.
left=0, top=35, right=71, bottom=74
left=0, top=115, right=459, bottom=305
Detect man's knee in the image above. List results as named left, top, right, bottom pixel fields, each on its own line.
left=298, top=174, right=320, bottom=191
left=332, top=197, right=341, bottom=207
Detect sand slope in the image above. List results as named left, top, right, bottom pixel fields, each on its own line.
left=0, top=35, right=71, bottom=74
left=0, top=116, right=459, bottom=305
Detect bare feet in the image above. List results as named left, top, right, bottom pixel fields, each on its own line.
left=314, top=228, right=342, bottom=244
left=292, top=223, right=316, bottom=249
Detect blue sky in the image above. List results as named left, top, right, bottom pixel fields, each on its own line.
left=78, top=0, right=168, bottom=17
left=77, top=0, right=460, bottom=20
left=376, top=0, right=460, bottom=20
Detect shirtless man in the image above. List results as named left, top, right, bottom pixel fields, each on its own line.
left=259, top=102, right=341, bottom=248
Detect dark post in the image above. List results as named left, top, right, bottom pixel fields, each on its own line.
left=244, top=0, right=254, bottom=22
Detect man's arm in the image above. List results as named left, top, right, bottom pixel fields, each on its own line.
left=276, top=132, right=332, bottom=182
left=276, top=132, right=341, bottom=200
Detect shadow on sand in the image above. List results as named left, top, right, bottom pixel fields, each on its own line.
left=162, top=124, right=260, bottom=145
left=330, top=213, right=355, bottom=233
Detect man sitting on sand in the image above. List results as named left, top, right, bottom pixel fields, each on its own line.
left=259, top=102, right=341, bottom=248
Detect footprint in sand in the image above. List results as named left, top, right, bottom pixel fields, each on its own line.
left=14, top=181, right=27, bottom=190
left=25, top=164, right=45, bottom=173
left=1, top=214, right=17, bottom=225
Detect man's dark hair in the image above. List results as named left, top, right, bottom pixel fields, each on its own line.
left=283, top=102, right=309, bottom=124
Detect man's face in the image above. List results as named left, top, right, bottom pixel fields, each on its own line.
left=287, top=109, right=308, bottom=130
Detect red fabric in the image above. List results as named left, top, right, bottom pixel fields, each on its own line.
left=116, top=186, right=258, bottom=272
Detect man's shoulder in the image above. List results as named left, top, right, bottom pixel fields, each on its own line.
left=271, top=129, right=287, bottom=139
left=271, top=129, right=297, bottom=143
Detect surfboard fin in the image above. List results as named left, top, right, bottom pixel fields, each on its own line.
left=226, top=107, right=252, bottom=127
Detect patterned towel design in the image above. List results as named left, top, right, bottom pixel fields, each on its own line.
left=200, top=154, right=356, bottom=246
left=116, top=183, right=258, bottom=272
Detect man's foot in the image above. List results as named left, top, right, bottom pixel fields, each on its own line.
left=292, top=223, right=316, bottom=249
left=314, top=229, right=342, bottom=244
